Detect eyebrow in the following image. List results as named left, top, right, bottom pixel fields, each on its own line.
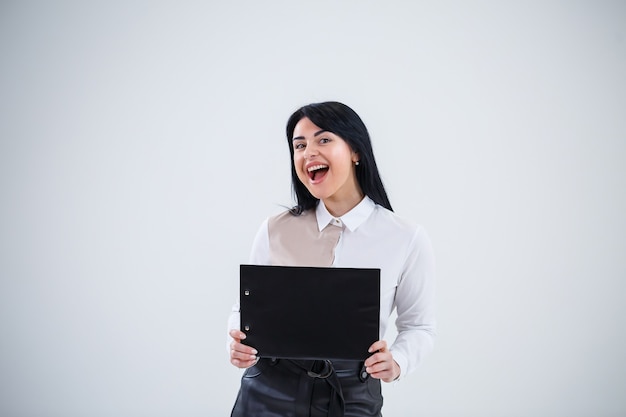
left=292, top=129, right=328, bottom=141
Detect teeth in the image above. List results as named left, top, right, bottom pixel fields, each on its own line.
left=307, top=164, right=328, bottom=172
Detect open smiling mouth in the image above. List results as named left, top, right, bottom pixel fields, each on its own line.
left=307, top=164, right=329, bottom=181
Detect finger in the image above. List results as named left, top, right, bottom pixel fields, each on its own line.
left=368, top=340, right=388, bottom=354
left=230, top=343, right=258, bottom=369
left=367, top=356, right=394, bottom=375
left=367, top=364, right=393, bottom=379
left=369, top=360, right=400, bottom=382
left=231, top=349, right=257, bottom=361
left=230, top=341, right=258, bottom=356
left=229, top=329, right=247, bottom=341
left=370, top=371, right=394, bottom=381
left=231, top=356, right=258, bottom=369
left=365, top=354, right=391, bottom=371
left=364, top=351, right=390, bottom=367
left=363, top=353, right=377, bottom=368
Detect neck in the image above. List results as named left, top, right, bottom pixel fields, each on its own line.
left=322, top=193, right=365, bottom=217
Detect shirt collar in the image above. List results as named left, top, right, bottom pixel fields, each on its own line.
left=315, top=196, right=376, bottom=232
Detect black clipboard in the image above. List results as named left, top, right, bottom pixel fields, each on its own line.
left=240, top=264, right=380, bottom=361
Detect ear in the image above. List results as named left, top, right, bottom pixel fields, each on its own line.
left=351, top=151, right=360, bottom=164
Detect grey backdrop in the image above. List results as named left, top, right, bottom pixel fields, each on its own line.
left=1, top=1, right=625, bottom=416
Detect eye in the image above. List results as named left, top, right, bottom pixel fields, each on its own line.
left=319, top=137, right=331, bottom=144
left=293, top=142, right=305, bottom=150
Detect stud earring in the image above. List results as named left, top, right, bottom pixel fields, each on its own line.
left=355, top=161, right=360, bottom=166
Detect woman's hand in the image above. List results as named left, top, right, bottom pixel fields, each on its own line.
left=229, top=329, right=258, bottom=369
left=364, top=340, right=400, bottom=382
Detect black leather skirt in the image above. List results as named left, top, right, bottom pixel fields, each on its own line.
left=230, top=358, right=383, bottom=417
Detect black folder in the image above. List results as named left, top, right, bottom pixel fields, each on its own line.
left=240, top=264, right=380, bottom=361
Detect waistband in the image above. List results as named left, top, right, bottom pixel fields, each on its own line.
left=261, top=358, right=368, bottom=380
left=256, top=358, right=370, bottom=417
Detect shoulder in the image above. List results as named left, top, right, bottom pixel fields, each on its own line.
left=371, top=205, right=423, bottom=234
left=268, top=208, right=300, bottom=222
left=268, top=208, right=314, bottom=227
left=370, top=205, right=433, bottom=249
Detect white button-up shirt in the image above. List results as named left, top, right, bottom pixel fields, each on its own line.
left=229, top=197, right=436, bottom=378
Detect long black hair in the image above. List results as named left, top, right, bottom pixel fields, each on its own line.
left=285, top=101, right=393, bottom=214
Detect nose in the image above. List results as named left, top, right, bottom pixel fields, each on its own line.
left=303, top=142, right=318, bottom=159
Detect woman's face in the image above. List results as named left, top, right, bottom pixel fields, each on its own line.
left=292, top=117, right=362, bottom=214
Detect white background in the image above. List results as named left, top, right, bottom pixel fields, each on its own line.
left=1, top=1, right=625, bottom=416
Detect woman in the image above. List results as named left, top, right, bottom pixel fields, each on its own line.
left=228, top=101, right=436, bottom=416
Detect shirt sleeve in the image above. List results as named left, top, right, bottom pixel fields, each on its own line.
left=248, top=217, right=271, bottom=265
left=226, top=218, right=270, bottom=353
left=389, top=226, right=437, bottom=379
